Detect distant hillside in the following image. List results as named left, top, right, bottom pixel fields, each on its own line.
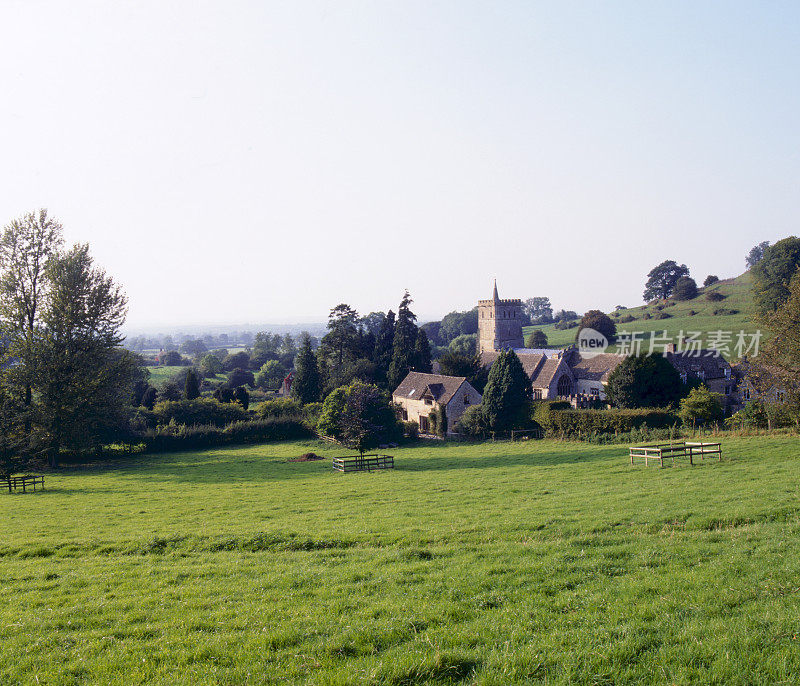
left=523, top=272, right=761, bottom=358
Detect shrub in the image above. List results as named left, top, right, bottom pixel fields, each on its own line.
left=149, top=398, right=248, bottom=429
left=453, top=405, right=488, bottom=436
left=673, top=276, right=698, bottom=301
left=706, top=291, right=725, bottom=302
left=712, top=308, right=739, bottom=316
left=526, top=330, right=548, bottom=348
left=678, top=386, right=724, bottom=427
left=654, top=312, right=672, bottom=320
left=554, top=319, right=578, bottom=330
left=534, top=403, right=678, bottom=436
left=642, top=312, right=652, bottom=320
left=619, top=314, right=635, bottom=323
left=257, top=398, right=303, bottom=419
left=228, top=368, right=255, bottom=388
left=704, top=275, right=719, bottom=287
left=402, top=420, right=419, bottom=439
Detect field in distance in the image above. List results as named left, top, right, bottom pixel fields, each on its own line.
left=524, top=272, right=758, bottom=353
left=2, top=437, right=799, bottom=684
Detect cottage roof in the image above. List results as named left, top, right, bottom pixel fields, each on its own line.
left=480, top=351, right=545, bottom=378
left=480, top=350, right=570, bottom=390
left=566, top=350, right=626, bottom=382
left=666, top=351, right=730, bottom=380
left=393, top=372, right=468, bottom=406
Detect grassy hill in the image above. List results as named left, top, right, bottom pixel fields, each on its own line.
left=2, top=437, right=800, bottom=683
left=524, top=272, right=760, bottom=357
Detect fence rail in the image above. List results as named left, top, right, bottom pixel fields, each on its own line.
left=6, top=475, right=45, bottom=493
left=332, top=454, right=394, bottom=473
left=629, top=441, right=722, bottom=467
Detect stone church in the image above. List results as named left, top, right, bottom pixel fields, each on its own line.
left=478, top=281, right=624, bottom=401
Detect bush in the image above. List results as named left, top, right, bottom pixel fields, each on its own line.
left=619, top=314, right=635, bottom=323
left=678, top=386, right=724, bottom=427
left=141, top=417, right=312, bottom=453
left=704, top=275, right=719, bottom=287
left=712, top=308, right=739, bottom=316
left=149, top=398, right=248, bottom=429
left=554, top=319, right=578, bottom=330
left=533, top=402, right=678, bottom=436
left=526, top=330, right=548, bottom=348
left=654, top=312, right=672, bottom=319
left=642, top=312, right=652, bottom=320
left=257, top=398, right=303, bottom=419
left=673, top=276, right=698, bottom=301
left=402, top=420, right=419, bottom=439
left=453, top=405, right=488, bottom=436
left=228, top=368, right=255, bottom=388
left=706, top=291, right=725, bottom=302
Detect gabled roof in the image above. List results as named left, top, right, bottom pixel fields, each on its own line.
left=666, top=351, right=730, bottom=380
left=393, top=372, right=469, bottom=406
left=566, top=350, right=625, bottom=382
left=480, top=351, right=545, bottom=378
left=480, top=350, right=570, bottom=390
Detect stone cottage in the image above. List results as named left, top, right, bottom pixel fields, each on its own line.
left=392, top=372, right=482, bottom=435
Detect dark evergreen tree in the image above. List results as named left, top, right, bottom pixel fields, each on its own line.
left=414, top=328, right=432, bottom=373
left=481, top=350, right=532, bottom=431
left=372, top=309, right=395, bottom=381
left=388, top=291, right=419, bottom=389
left=233, top=386, right=249, bottom=410
left=605, top=354, right=683, bottom=409
left=184, top=369, right=201, bottom=400
left=291, top=332, right=322, bottom=404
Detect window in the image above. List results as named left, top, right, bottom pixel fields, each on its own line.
left=590, top=387, right=599, bottom=396
left=424, top=398, right=433, bottom=405
left=556, top=376, right=572, bottom=397
left=533, top=389, right=542, bottom=400
left=401, top=408, right=408, bottom=421
left=464, top=395, right=470, bottom=406
left=419, top=416, right=429, bottom=433
left=743, top=387, right=751, bottom=401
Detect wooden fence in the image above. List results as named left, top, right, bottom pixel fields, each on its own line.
left=332, top=454, right=394, bottom=473
left=629, top=441, right=722, bottom=467
left=6, top=475, right=45, bottom=493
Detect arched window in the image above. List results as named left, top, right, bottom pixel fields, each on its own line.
left=557, top=375, right=572, bottom=397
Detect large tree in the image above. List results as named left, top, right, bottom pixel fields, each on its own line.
left=413, top=328, right=432, bottom=374
left=751, top=237, right=800, bottom=316
left=319, top=303, right=361, bottom=389
left=291, top=332, right=322, bottom=404
left=437, top=351, right=488, bottom=393
left=746, top=240, right=770, bottom=269
left=642, top=260, right=690, bottom=301
left=576, top=310, right=616, bottom=343
left=31, top=243, right=138, bottom=465
left=673, top=276, right=698, bottom=301
left=372, top=309, right=395, bottom=381
left=388, top=291, right=418, bottom=389
left=605, top=354, right=683, bottom=409
left=0, top=210, right=64, bottom=425
left=523, top=297, right=553, bottom=324
left=481, top=350, right=532, bottom=431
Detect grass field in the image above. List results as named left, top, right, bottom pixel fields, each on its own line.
left=145, top=365, right=186, bottom=386
left=2, top=437, right=800, bottom=684
left=524, top=272, right=759, bottom=353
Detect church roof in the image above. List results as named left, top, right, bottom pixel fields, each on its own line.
left=392, top=372, right=470, bottom=406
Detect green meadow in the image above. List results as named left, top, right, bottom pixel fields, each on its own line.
left=2, top=437, right=800, bottom=684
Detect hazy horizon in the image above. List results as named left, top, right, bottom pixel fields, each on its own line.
left=3, top=2, right=798, bottom=328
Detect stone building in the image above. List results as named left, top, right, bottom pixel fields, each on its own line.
left=478, top=281, right=524, bottom=355
left=392, top=372, right=482, bottom=435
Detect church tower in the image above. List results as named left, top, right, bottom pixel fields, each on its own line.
left=477, top=281, right=525, bottom=355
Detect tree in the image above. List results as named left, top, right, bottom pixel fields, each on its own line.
left=481, top=350, right=532, bottom=431
left=448, top=333, right=477, bottom=357
left=523, top=297, right=553, bottom=324
left=180, top=339, right=207, bottom=356
left=372, top=310, right=396, bottom=381
left=227, top=368, right=255, bottom=388
left=526, top=330, right=548, bottom=348
left=29, top=244, right=137, bottom=465
left=250, top=332, right=281, bottom=367
left=291, top=332, right=322, bottom=404
left=319, top=303, right=361, bottom=389
left=318, top=380, right=400, bottom=455
left=553, top=309, right=578, bottom=322
left=576, top=310, right=616, bottom=343
left=437, top=351, right=488, bottom=393
left=703, top=275, right=719, bottom=288
left=140, top=386, right=157, bottom=410
left=679, top=386, right=724, bottom=428
left=233, top=386, right=250, bottom=410
left=222, top=351, right=250, bottom=372
left=643, top=260, right=690, bottom=301
left=746, top=240, right=770, bottom=269
left=673, top=276, right=698, bottom=301
left=159, top=350, right=183, bottom=366
left=388, top=291, right=419, bottom=389
left=413, top=329, right=432, bottom=374
left=184, top=369, right=201, bottom=400
left=200, top=353, right=223, bottom=377
left=256, top=360, right=285, bottom=390
left=439, top=308, right=478, bottom=343
left=360, top=312, right=387, bottom=337
left=605, top=354, right=683, bottom=409
left=0, top=209, right=64, bottom=427
left=751, top=237, right=800, bottom=316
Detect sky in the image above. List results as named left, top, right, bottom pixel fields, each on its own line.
left=1, top=1, right=798, bottom=331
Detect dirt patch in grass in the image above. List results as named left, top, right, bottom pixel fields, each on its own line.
left=289, top=452, right=324, bottom=462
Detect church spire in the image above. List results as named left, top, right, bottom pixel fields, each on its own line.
left=493, top=279, right=499, bottom=302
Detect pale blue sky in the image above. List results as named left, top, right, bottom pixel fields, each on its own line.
left=1, top=1, right=798, bottom=328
